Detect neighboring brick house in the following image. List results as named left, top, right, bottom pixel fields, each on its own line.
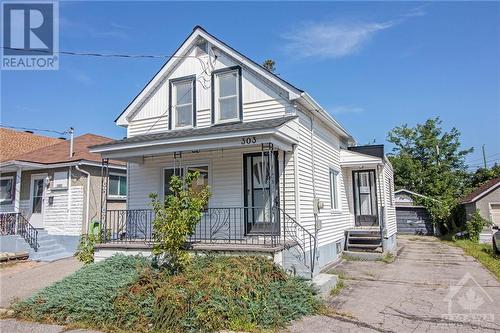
left=461, top=177, right=500, bottom=243
left=0, top=130, right=126, bottom=260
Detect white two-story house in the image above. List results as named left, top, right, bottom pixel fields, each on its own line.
left=90, top=26, right=397, bottom=277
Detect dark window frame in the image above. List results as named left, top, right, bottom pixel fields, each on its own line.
left=168, top=74, right=197, bottom=130
left=211, top=65, right=243, bottom=125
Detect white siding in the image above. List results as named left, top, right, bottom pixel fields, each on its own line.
left=295, top=110, right=353, bottom=248
left=42, top=186, right=84, bottom=236
left=126, top=44, right=293, bottom=137
left=383, top=163, right=397, bottom=237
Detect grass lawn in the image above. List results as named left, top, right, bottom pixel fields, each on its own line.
left=443, top=239, right=500, bottom=280
left=12, top=254, right=321, bottom=332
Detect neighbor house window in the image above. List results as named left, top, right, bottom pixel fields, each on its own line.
left=330, top=169, right=339, bottom=210
left=213, top=67, right=241, bottom=123
left=109, top=174, right=127, bottom=198
left=0, top=176, right=14, bottom=204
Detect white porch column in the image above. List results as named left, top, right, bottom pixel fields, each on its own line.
left=14, top=167, right=22, bottom=213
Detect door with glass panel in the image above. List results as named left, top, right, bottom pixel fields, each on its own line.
left=353, top=170, right=378, bottom=226
left=29, top=174, right=46, bottom=228
left=244, top=153, right=279, bottom=234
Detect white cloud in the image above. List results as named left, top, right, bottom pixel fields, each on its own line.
left=330, top=105, right=364, bottom=115
left=283, top=20, right=395, bottom=59
left=282, top=7, right=426, bottom=59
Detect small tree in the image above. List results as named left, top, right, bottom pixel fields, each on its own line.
left=262, top=59, right=276, bottom=72
left=150, top=171, right=210, bottom=273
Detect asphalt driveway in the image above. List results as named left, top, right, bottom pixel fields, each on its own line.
left=287, top=236, right=500, bottom=332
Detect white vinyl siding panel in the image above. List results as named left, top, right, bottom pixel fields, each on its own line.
left=383, top=163, right=397, bottom=237
left=295, top=110, right=353, bottom=248
left=126, top=45, right=292, bottom=137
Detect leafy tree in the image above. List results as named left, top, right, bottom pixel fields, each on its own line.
left=150, top=171, right=210, bottom=273
left=468, top=164, right=500, bottom=189
left=387, top=118, right=473, bottom=232
left=262, top=59, right=276, bottom=72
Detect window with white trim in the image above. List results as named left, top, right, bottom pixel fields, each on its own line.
left=109, top=174, right=127, bottom=198
left=163, top=166, right=209, bottom=199
left=0, top=176, right=14, bottom=204
left=330, top=169, right=340, bottom=210
left=172, top=79, right=195, bottom=129
left=214, top=69, right=240, bottom=123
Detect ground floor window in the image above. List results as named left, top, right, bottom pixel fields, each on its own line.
left=109, top=174, right=127, bottom=198
left=163, top=165, right=209, bottom=198
left=0, top=176, right=14, bottom=204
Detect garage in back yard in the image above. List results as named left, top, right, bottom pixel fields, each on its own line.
left=395, top=189, right=434, bottom=235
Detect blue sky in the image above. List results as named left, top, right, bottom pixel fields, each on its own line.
left=1, top=1, right=499, bottom=169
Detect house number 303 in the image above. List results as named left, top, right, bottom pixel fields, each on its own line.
left=241, top=136, right=257, bottom=144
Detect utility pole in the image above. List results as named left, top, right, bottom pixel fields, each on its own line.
left=482, top=144, right=487, bottom=168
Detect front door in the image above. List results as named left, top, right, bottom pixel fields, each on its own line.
left=30, top=174, right=46, bottom=228
left=243, top=152, right=279, bottom=234
left=353, top=170, right=378, bottom=226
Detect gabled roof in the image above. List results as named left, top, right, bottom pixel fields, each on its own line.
left=6, top=133, right=125, bottom=166
left=394, top=189, right=430, bottom=200
left=461, top=177, right=500, bottom=204
left=0, top=128, right=61, bottom=162
left=115, top=26, right=354, bottom=143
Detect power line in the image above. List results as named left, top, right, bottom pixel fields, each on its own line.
left=1, top=46, right=200, bottom=60
left=0, top=124, right=69, bottom=135
left=466, top=152, right=500, bottom=164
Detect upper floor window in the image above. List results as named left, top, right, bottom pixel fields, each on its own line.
left=109, top=174, right=127, bottom=198
left=0, top=176, right=14, bottom=204
left=212, top=66, right=241, bottom=124
left=169, top=76, right=196, bottom=130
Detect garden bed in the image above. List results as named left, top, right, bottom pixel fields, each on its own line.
left=12, top=254, right=321, bottom=332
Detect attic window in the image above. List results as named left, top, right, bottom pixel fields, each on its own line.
left=212, top=66, right=242, bottom=124
left=169, top=75, right=197, bottom=130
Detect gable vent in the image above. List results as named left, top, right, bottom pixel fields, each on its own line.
left=195, top=41, right=208, bottom=56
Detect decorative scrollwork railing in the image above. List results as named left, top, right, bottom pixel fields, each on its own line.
left=1, top=212, right=39, bottom=252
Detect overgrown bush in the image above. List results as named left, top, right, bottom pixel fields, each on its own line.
left=13, top=255, right=148, bottom=326
left=114, top=255, right=321, bottom=332
left=466, top=210, right=489, bottom=242
left=150, top=170, right=210, bottom=273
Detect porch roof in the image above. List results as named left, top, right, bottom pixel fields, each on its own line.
left=340, top=149, right=384, bottom=168
left=90, top=116, right=298, bottom=160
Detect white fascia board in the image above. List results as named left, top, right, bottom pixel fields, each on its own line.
left=0, top=160, right=126, bottom=171
left=465, top=183, right=500, bottom=204
left=91, top=128, right=280, bottom=154
left=298, top=92, right=355, bottom=144
left=116, top=28, right=302, bottom=126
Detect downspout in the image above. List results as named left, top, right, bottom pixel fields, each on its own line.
left=75, top=164, right=91, bottom=234
left=67, top=166, right=72, bottom=234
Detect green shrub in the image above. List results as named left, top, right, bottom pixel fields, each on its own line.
left=75, top=233, right=96, bottom=264
left=114, top=255, right=321, bottom=332
left=13, top=255, right=148, bottom=326
left=150, top=170, right=211, bottom=273
left=466, top=210, right=489, bottom=242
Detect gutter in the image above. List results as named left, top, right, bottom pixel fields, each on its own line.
left=75, top=164, right=91, bottom=233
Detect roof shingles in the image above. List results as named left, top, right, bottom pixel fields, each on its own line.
left=461, top=177, right=500, bottom=203
left=0, top=128, right=61, bottom=162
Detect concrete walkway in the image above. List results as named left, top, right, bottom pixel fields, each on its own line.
left=287, top=236, right=500, bottom=332
left=0, top=257, right=82, bottom=308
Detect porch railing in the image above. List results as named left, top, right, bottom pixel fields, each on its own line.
left=0, top=212, right=39, bottom=252
left=99, top=206, right=316, bottom=274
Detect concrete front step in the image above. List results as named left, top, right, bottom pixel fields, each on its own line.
left=33, top=251, right=74, bottom=262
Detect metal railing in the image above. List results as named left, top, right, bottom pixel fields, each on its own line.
left=99, top=206, right=316, bottom=274
left=0, top=212, right=39, bottom=252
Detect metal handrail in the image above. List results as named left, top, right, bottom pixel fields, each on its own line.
left=1, top=212, right=39, bottom=251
